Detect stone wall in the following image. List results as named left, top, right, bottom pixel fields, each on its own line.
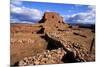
left=39, top=12, right=64, bottom=24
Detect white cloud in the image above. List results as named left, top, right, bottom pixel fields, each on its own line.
left=10, top=18, right=34, bottom=24
left=10, top=18, right=20, bottom=23
left=11, top=0, right=22, bottom=6
left=45, top=10, right=52, bottom=12
left=10, top=0, right=42, bottom=23
left=65, top=5, right=95, bottom=24
left=11, top=5, right=22, bottom=13
left=88, top=5, right=95, bottom=10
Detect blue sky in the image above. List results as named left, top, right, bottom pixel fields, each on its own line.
left=10, top=0, right=95, bottom=24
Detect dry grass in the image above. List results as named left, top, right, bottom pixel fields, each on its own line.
left=10, top=24, right=48, bottom=65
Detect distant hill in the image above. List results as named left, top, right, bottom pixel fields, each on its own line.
left=67, top=23, right=95, bottom=29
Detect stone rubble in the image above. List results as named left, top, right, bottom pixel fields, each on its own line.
left=18, top=48, right=66, bottom=66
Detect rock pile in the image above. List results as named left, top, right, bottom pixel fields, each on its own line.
left=18, top=48, right=66, bottom=66
left=46, top=31, right=95, bottom=62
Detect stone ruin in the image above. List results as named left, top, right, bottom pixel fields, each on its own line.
left=38, top=12, right=69, bottom=32
left=12, top=12, right=95, bottom=66
left=39, top=12, right=64, bottom=24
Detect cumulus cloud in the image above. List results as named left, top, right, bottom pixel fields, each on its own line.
left=45, top=10, right=52, bottom=12
left=65, top=5, right=96, bottom=24
left=10, top=0, right=42, bottom=23
left=11, top=6, right=42, bottom=19
left=10, top=18, right=20, bottom=23
left=10, top=0, right=22, bottom=6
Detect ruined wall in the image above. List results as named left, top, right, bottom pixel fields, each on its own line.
left=39, top=12, right=64, bottom=24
